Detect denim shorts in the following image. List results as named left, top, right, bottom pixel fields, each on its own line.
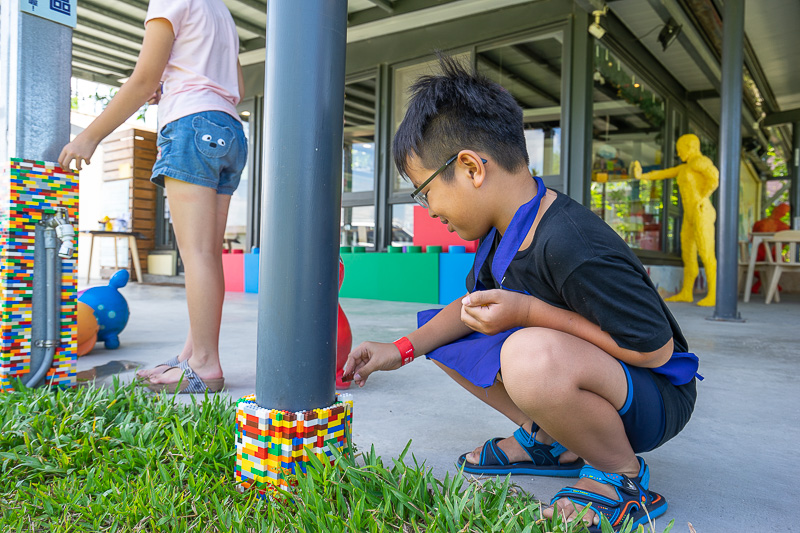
left=151, top=111, right=247, bottom=195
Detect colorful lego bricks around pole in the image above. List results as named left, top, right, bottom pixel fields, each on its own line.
left=235, top=394, right=353, bottom=495
left=0, top=159, right=79, bottom=391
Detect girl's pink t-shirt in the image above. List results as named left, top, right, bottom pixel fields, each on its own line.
left=145, top=0, right=241, bottom=128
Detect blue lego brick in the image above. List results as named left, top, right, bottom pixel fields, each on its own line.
left=244, top=250, right=260, bottom=293
left=438, top=252, right=476, bottom=305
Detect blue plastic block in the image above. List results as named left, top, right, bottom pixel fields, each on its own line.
left=244, top=252, right=260, bottom=293
left=439, top=252, right=476, bottom=304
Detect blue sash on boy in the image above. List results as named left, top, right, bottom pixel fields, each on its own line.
left=419, top=176, right=700, bottom=388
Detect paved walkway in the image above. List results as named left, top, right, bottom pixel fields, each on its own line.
left=77, top=282, right=800, bottom=532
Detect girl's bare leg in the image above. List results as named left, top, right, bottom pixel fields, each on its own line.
left=149, top=178, right=231, bottom=383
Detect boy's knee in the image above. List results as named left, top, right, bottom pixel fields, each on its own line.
left=500, top=328, right=565, bottom=388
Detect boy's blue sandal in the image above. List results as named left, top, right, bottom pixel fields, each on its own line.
left=550, top=457, right=668, bottom=533
left=457, top=426, right=584, bottom=477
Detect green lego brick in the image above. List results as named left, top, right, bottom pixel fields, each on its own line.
left=339, top=252, right=438, bottom=303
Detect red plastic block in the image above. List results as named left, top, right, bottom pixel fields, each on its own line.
left=221, top=252, right=244, bottom=292
left=412, top=205, right=478, bottom=252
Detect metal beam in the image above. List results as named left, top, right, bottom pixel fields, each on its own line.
left=344, top=84, right=377, bottom=102
left=343, top=95, right=376, bottom=115
left=687, top=89, right=719, bottom=101
left=476, top=55, right=559, bottom=106
left=511, top=43, right=561, bottom=76
left=229, top=0, right=268, bottom=13
left=76, top=18, right=142, bottom=46
left=256, top=0, right=347, bottom=411
left=71, top=66, right=124, bottom=88
left=763, top=108, right=800, bottom=128
left=78, top=1, right=145, bottom=32
left=73, top=31, right=141, bottom=58
left=73, top=44, right=137, bottom=71
left=712, top=0, right=744, bottom=321
left=365, top=0, right=395, bottom=13
left=71, top=56, right=131, bottom=79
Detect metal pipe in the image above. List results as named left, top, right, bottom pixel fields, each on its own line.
left=25, top=227, right=58, bottom=388
left=255, top=0, right=348, bottom=412
left=711, top=0, right=744, bottom=321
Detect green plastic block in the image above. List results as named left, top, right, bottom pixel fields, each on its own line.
left=340, top=252, right=439, bottom=303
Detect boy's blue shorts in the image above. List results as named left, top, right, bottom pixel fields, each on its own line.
left=617, top=362, right=695, bottom=453
left=151, top=111, right=247, bottom=195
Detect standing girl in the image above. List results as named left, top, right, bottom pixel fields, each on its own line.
left=59, top=0, right=247, bottom=393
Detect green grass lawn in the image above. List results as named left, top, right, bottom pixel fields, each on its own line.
left=0, top=380, right=672, bottom=532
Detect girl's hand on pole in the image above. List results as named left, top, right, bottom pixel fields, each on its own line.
left=341, top=341, right=403, bottom=387
left=460, top=289, right=532, bottom=335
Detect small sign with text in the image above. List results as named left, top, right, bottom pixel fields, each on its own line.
left=19, top=0, right=77, bottom=29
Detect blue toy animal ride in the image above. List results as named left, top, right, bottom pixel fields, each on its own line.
left=78, top=270, right=130, bottom=349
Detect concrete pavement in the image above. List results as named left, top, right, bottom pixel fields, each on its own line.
left=77, top=282, right=800, bottom=532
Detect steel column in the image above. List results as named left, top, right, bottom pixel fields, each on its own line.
left=563, top=10, right=593, bottom=202
left=711, top=0, right=744, bottom=321
left=793, top=122, right=800, bottom=229
left=255, top=1, right=348, bottom=411
left=1, top=8, right=72, bottom=163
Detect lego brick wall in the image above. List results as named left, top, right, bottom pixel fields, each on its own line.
left=0, top=160, right=78, bottom=391
left=235, top=394, right=353, bottom=493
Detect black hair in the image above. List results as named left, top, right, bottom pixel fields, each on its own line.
left=393, top=54, right=529, bottom=182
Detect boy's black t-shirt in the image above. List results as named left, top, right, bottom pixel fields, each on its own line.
left=466, top=190, right=689, bottom=355
left=464, top=191, right=695, bottom=446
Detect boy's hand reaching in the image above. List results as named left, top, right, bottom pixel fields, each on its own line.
left=341, top=341, right=403, bottom=387
left=460, top=289, right=531, bottom=335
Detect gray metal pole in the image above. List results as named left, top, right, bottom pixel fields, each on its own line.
left=0, top=8, right=72, bottom=163
left=712, top=0, right=744, bottom=321
left=255, top=1, right=348, bottom=412
left=563, top=10, right=593, bottom=203
left=792, top=122, right=800, bottom=229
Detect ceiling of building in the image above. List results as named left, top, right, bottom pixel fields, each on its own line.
left=69, top=0, right=800, bottom=154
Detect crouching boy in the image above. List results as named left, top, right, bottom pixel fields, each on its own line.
left=343, top=56, right=698, bottom=532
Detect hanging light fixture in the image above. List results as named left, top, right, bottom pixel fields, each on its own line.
left=657, top=18, right=682, bottom=51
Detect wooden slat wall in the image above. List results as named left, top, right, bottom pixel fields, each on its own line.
left=101, top=129, right=158, bottom=281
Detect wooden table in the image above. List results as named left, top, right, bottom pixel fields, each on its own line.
left=81, top=230, right=146, bottom=284
left=743, top=232, right=775, bottom=303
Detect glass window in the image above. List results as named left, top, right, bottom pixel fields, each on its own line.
left=590, top=44, right=666, bottom=251
left=344, top=77, right=377, bottom=193
left=477, top=32, right=563, bottom=177
left=392, top=53, right=470, bottom=192
left=341, top=206, right=376, bottom=249
left=225, top=111, right=250, bottom=250
left=391, top=204, right=415, bottom=247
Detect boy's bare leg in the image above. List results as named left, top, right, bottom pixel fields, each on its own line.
left=148, top=178, right=230, bottom=384
left=432, top=360, right=580, bottom=464
left=497, top=327, right=641, bottom=525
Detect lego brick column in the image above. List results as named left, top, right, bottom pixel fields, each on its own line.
left=0, top=159, right=79, bottom=391
left=235, top=394, right=353, bottom=495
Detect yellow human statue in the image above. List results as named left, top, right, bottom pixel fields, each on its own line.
left=631, top=134, right=719, bottom=306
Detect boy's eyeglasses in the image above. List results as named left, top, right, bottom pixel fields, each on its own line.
left=410, top=154, right=487, bottom=209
